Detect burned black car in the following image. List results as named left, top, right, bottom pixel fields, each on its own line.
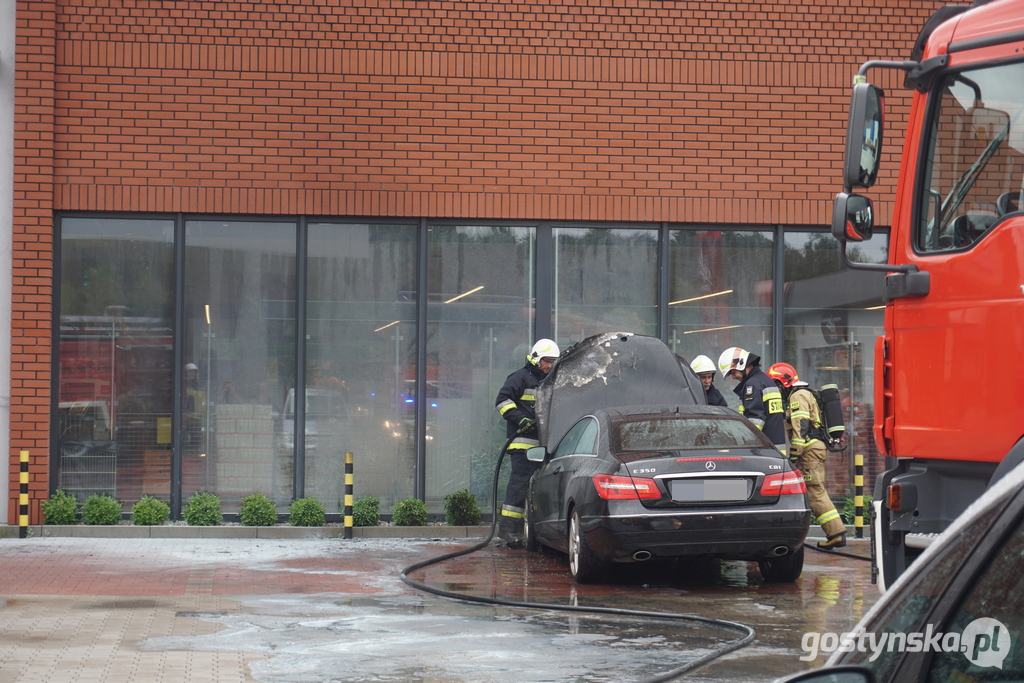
left=524, top=332, right=811, bottom=583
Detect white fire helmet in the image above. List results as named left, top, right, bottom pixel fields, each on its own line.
left=528, top=338, right=560, bottom=365
left=689, top=355, right=716, bottom=376
left=718, top=347, right=750, bottom=379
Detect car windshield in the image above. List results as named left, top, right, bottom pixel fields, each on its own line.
left=612, top=415, right=768, bottom=453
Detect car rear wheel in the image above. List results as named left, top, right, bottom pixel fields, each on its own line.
left=568, top=508, right=603, bottom=583
left=524, top=500, right=539, bottom=552
left=758, top=545, right=804, bottom=583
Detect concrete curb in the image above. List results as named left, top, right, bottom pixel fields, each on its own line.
left=0, top=524, right=491, bottom=540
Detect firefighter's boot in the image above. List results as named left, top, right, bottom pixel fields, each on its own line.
left=817, top=532, right=847, bottom=550
left=497, top=516, right=524, bottom=549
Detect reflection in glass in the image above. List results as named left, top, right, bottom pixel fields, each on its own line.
left=782, top=230, right=887, bottom=495
left=306, top=222, right=417, bottom=512
left=184, top=221, right=296, bottom=512
left=58, top=218, right=174, bottom=507
left=554, top=227, right=658, bottom=344
left=668, top=229, right=773, bottom=410
left=426, top=224, right=535, bottom=515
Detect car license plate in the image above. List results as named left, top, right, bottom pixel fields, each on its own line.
left=670, top=478, right=749, bottom=502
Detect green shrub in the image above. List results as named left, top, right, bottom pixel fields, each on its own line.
left=42, top=490, right=78, bottom=525
left=240, top=493, right=278, bottom=526
left=392, top=497, right=428, bottom=526
left=82, top=493, right=123, bottom=525
left=183, top=492, right=223, bottom=526
left=289, top=496, right=325, bottom=527
left=444, top=489, right=481, bottom=526
left=842, top=494, right=873, bottom=525
left=131, top=495, right=170, bottom=526
left=352, top=496, right=380, bottom=527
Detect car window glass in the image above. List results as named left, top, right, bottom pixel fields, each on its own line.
left=553, top=419, right=591, bottom=459
left=925, top=513, right=1024, bottom=682
left=574, top=419, right=599, bottom=455
left=845, top=506, right=1002, bottom=680
left=613, top=416, right=767, bottom=453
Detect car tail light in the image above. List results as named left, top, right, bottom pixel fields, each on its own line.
left=760, top=470, right=807, bottom=496
left=592, top=474, right=661, bottom=500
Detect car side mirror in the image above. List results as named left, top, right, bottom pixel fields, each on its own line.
left=832, top=192, right=874, bottom=242
left=525, top=446, right=548, bottom=463
left=773, top=665, right=876, bottom=683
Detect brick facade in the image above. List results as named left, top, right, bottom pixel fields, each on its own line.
left=9, top=0, right=945, bottom=522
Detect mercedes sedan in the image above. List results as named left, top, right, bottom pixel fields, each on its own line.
left=524, top=404, right=812, bottom=583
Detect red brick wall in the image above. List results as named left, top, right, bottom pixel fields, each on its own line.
left=10, top=0, right=948, bottom=521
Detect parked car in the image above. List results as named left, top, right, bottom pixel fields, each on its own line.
left=774, top=458, right=1024, bottom=683
left=523, top=332, right=811, bottom=583
left=278, top=388, right=349, bottom=455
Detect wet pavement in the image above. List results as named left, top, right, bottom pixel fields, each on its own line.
left=0, top=534, right=879, bottom=682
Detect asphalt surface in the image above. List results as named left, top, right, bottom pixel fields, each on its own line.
left=0, top=533, right=878, bottom=683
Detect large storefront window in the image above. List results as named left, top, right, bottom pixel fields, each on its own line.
left=554, top=227, right=659, bottom=344
left=183, top=220, right=297, bottom=512
left=667, top=229, right=774, bottom=409
left=57, top=218, right=174, bottom=507
left=305, top=222, right=417, bottom=512
left=782, top=230, right=888, bottom=495
left=425, top=225, right=536, bottom=513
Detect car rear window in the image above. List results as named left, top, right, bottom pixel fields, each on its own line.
left=612, top=415, right=769, bottom=453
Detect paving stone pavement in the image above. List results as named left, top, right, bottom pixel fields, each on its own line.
left=0, top=535, right=879, bottom=683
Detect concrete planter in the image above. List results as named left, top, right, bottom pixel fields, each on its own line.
left=2, top=524, right=492, bottom=540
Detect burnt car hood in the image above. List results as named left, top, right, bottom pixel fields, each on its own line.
left=535, top=332, right=704, bottom=449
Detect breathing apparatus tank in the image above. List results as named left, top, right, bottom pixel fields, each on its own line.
left=818, top=383, right=847, bottom=452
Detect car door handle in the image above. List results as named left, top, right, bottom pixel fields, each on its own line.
left=552, top=465, right=563, bottom=474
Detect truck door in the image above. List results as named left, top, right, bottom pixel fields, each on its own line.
left=892, top=61, right=1024, bottom=468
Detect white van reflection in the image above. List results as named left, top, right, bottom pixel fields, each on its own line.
left=278, top=388, right=349, bottom=455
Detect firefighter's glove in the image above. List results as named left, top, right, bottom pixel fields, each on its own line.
left=517, top=417, right=536, bottom=433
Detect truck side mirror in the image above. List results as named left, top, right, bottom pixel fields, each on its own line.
left=844, top=82, right=885, bottom=189
left=832, top=192, right=874, bottom=242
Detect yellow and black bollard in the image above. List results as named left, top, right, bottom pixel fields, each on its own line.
left=19, top=450, right=29, bottom=538
left=344, top=452, right=353, bottom=539
left=854, top=453, right=864, bottom=538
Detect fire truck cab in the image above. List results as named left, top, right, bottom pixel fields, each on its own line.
left=832, top=0, right=1024, bottom=590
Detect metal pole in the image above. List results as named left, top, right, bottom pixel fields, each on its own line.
left=855, top=453, right=864, bottom=538
left=19, top=450, right=29, bottom=537
left=344, top=451, right=353, bottom=539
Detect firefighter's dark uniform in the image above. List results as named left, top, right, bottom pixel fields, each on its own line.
left=705, top=383, right=728, bottom=407
left=787, top=385, right=846, bottom=540
left=495, top=361, right=546, bottom=544
left=733, top=365, right=786, bottom=451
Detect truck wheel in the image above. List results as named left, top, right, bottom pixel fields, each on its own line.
left=758, top=545, right=804, bottom=583
left=568, top=508, right=604, bottom=583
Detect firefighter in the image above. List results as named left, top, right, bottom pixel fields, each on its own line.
left=718, top=347, right=786, bottom=452
left=767, top=362, right=847, bottom=549
left=494, top=338, right=560, bottom=548
left=690, top=354, right=728, bottom=407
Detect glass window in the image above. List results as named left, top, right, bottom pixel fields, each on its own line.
left=782, top=230, right=888, bottom=494
left=426, top=224, right=536, bottom=515
left=553, top=418, right=595, bottom=459
left=183, top=220, right=296, bottom=512
left=612, top=415, right=767, bottom=455
left=917, top=61, right=1024, bottom=252
left=926, top=512, right=1024, bottom=681
left=57, top=218, right=174, bottom=508
left=306, top=222, right=417, bottom=513
left=575, top=419, right=599, bottom=455
left=667, top=228, right=773, bottom=410
left=845, top=506, right=1002, bottom=680
left=554, top=227, right=658, bottom=344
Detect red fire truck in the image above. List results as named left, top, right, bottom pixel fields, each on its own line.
left=834, top=0, right=1024, bottom=589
